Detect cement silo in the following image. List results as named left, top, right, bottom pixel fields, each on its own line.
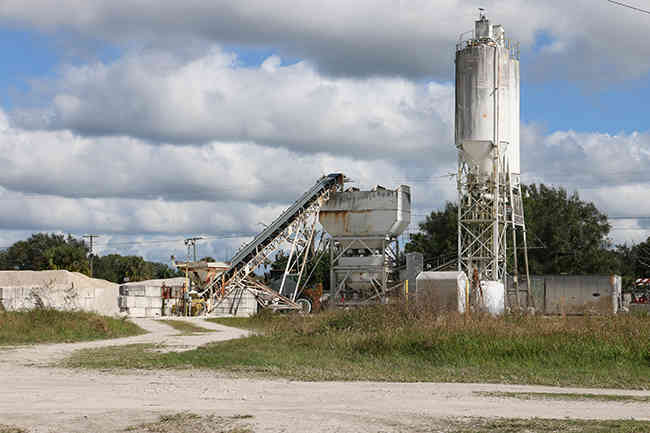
left=455, top=11, right=532, bottom=310
left=456, top=16, right=520, bottom=178
left=319, top=185, right=410, bottom=306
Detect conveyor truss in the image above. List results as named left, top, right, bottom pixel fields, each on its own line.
left=203, top=173, right=345, bottom=313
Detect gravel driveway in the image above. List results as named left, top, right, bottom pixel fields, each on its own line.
left=1, top=318, right=648, bottom=433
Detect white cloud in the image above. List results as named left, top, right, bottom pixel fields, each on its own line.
left=0, top=103, right=455, bottom=244
left=540, top=40, right=567, bottom=55
left=519, top=125, right=650, bottom=244
left=522, top=126, right=650, bottom=190
left=0, top=111, right=444, bottom=203
left=0, top=117, right=649, bottom=259
left=2, top=1, right=650, bottom=81
left=0, top=102, right=462, bottom=262
left=11, top=48, right=454, bottom=158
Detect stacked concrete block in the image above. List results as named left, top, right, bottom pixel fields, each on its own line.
left=118, top=277, right=185, bottom=318
left=211, top=288, right=258, bottom=317
left=119, top=285, right=161, bottom=318
left=118, top=277, right=259, bottom=318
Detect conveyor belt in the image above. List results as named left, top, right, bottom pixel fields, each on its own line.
left=222, top=173, right=343, bottom=282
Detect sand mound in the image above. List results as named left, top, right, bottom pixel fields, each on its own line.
left=0, top=270, right=116, bottom=289
left=121, top=277, right=186, bottom=288
left=0, top=270, right=119, bottom=315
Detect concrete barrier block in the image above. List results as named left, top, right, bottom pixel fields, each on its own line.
left=127, top=307, right=146, bottom=318
left=149, top=297, right=162, bottom=308
left=145, top=307, right=161, bottom=317
left=0, top=287, right=15, bottom=299
left=134, top=297, right=150, bottom=308
left=145, top=286, right=161, bottom=297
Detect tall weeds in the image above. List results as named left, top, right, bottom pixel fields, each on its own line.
left=241, top=304, right=650, bottom=386
left=0, top=309, right=145, bottom=345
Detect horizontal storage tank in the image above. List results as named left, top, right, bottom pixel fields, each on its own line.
left=319, top=185, right=411, bottom=249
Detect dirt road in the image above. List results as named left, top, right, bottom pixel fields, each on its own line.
left=0, top=319, right=648, bottom=433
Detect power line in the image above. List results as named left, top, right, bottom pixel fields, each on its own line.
left=610, top=227, right=650, bottom=230
left=607, top=0, right=650, bottom=14
left=92, top=233, right=255, bottom=247
left=83, top=234, right=100, bottom=278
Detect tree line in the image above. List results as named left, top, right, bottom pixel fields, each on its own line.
left=2, top=184, right=649, bottom=287
left=0, top=233, right=182, bottom=283
left=405, top=184, right=650, bottom=287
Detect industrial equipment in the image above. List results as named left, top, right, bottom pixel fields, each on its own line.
left=202, top=173, right=345, bottom=312
left=171, top=260, right=240, bottom=315
left=319, top=185, right=411, bottom=306
left=455, top=10, right=532, bottom=311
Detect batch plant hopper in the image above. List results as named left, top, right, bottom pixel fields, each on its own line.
left=319, top=185, right=411, bottom=306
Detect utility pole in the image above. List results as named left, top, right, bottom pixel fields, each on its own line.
left=184, top=237, right=204, bottom=262
left=83, top=234, right=100, bottom=278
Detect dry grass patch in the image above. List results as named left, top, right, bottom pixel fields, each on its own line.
left=0, top=309, right=146, bottom=345
left=475, top=391, right=650, bottom=403
left=206, top=318, right=266, bottom=333
left=61, top=306, right=650, bottom=388
left=124, top=413, right=252, bottom=433
left=441, top=417, right=650, bottom=432
left=159, top=320, right=214, bottom=335
left=0, top=425, right=27, bottom=433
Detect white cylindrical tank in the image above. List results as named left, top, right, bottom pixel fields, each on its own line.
left=480, top=280, right=505, bottom=315
left=455, top=15, right=520, bottom=176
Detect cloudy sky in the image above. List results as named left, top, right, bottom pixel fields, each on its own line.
left=0, top=0, right=649, bottom=263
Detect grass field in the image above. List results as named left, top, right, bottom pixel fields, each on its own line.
left=122, top=415, right=650, bottom=433
left=208, top=317, right=267, bottom=333
left=0, top=425, right=26, bottom=433
left=159, top=320, right=214, bottom=335
left=124, top=413, right=253, bottom=433
left=62, top=305, right=650, bottom=389
left=0, top=309, right=146, bottom=345
left=441, top=418, right=650, bottom=433
left=474, top=391, right=650, bottom=403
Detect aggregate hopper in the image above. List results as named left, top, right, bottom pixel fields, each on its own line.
left=319, top=185, right=411, bottom=306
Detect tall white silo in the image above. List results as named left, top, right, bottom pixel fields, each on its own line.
left=455, top=11, right=532, bottom=310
